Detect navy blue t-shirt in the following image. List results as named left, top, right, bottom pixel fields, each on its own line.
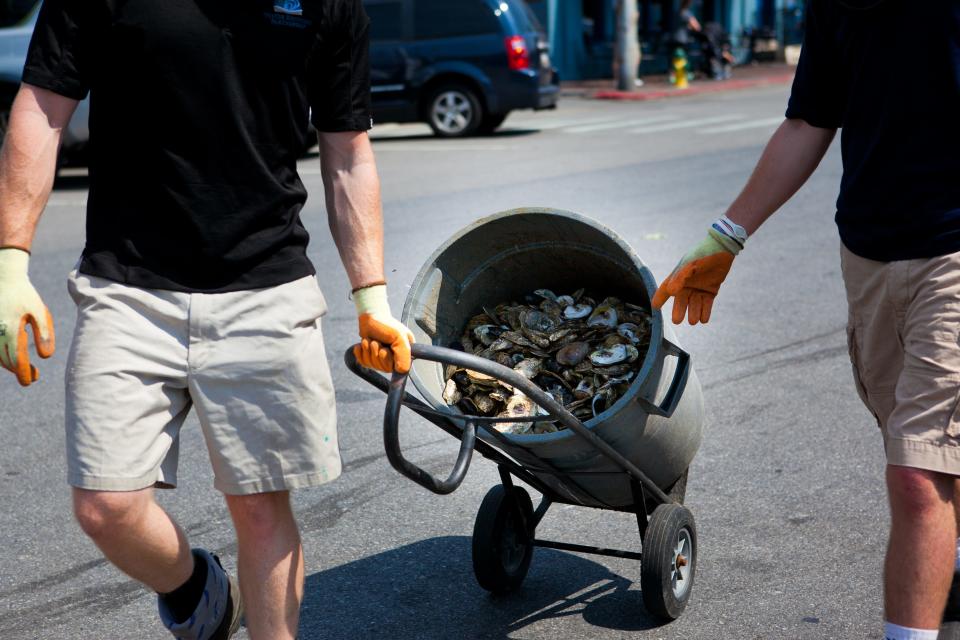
left=785, top=0, right=960, bottom=262
left=23, top=0, right=372, bottom=293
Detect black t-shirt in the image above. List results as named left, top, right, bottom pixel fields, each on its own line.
left=785, top=0, right=960, bottom=262
left=23, top=0, right=372, bottom=292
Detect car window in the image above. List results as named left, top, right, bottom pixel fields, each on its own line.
left=366, top=1, right=405, bottom=41
left=514, top=1, right=545, bottom=33
left=413, top=0, right=500, bottom=40
left=0, top=0, right=37, bottom=28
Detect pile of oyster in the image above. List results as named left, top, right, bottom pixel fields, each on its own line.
left=442, top=289, right=651, bottom=435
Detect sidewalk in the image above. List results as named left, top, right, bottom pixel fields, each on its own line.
left=561, top=63, right=795, bottom=102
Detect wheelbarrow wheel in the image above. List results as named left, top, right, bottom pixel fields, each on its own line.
left=472, top=484, right=534, bottom=594
left=640, top=503, right=697, bottom=620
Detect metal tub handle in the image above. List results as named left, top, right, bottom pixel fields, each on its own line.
left=637, top=337, right=690, bottom=418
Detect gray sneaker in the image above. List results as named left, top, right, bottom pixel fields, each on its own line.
left=158, top=549, right=244, bottom=640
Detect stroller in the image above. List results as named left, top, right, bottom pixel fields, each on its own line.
left=696, top=22, right=735, bottom=80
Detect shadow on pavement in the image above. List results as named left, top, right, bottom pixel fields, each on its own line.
left=298, top=536, right=666, bottom=639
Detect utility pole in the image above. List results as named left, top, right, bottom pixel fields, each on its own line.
left=615, top=0, right=641, bottom=91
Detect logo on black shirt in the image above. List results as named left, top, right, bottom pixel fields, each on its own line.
left=266, top=0, right=311, bottom=28
left=273, top=0, right=303, bottom=16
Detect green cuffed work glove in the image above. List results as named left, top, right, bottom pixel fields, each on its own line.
left=0, top=247, right=55, bottom=386
left=353, top=284, right=415, bottom=374
left=651, top=218, right=745, bottom=325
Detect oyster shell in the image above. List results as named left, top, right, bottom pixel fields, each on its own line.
left=617, top=323, right=641, bottom=344
left=556, top=341, right=590, bottom=366
left=534, top=289, right=558, bottom=301
left=446, top=287, right=651, bottom=433
left=442, top=379, right=461, bottom=405
left=513, top=358, right=542, bottom=380
left=564, top=304, right=592, bottom=320
left=590, top=344, right=629, bottom=366
left=587, top=303, right=618, bottom=328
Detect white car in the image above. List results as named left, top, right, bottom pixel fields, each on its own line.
left=0, top=2, right=89, bottom=164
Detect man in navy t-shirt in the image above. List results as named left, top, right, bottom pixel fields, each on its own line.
left=0, top=0, right=413, bottom=638
left=653, top=1, right=960, bottom=638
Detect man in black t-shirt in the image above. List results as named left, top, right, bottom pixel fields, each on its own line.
left=652, top=1, right=960, bottom=639
left=0, top=1, right=413, bottom=638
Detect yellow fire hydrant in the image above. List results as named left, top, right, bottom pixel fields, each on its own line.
left=671, top=47, right=690, bottom=89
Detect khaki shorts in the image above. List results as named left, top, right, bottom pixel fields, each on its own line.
left=841, top=244, right=960, bottom=475
left=65, top=271, right=340, bottom=495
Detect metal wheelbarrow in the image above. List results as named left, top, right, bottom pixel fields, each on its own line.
left=345, top=209, right=705, bottom=620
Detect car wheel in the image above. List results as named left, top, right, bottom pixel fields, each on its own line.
left=478, top=112, right=508, bottom=135
left=426, top=84, right=483, bottom=138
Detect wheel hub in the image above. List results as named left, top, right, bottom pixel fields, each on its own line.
left=432, top=91, right=472, bottom=135
left=500, top=513, right=527, bottom=572
left=671, top=529, right=693, bottom=599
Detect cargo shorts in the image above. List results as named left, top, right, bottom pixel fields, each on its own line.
left=65, top=271, right=341, bottom=495
left=841, top=244, right=960, bottom=475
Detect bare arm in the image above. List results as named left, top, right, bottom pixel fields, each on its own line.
left=0, top=83, right=78, bottom=249
left=318, top=130, right=384, bottom=290
left=725, top=118, right=836, bottom=234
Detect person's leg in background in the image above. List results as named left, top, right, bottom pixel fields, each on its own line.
left=883, top=467, right=956, bottom=638
left=939, top=484, right=960, bottom=638
left=839, top=247, right=960, bottom=639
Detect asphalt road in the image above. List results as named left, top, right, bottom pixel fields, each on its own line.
left=0, top=83, right=889, bottom=640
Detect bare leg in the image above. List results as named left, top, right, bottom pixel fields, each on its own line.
left=955, top=478, right=960, bottom=543
left=884, top=465, right=956, bottom=628
left=226, top=491, right=303, bottom=640
left=72, top=487, right=193, bottom=593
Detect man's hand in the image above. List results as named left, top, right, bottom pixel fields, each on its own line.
left=353, top=284, right=414, bottom=374
left=651, top=220, right=745, bottom=325
left=0, top=247, right=55, bottom=385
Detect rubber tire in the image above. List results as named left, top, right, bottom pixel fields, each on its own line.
left=425, top=84, right=483, bottom=138
left=477, top=112, right=508, bottom=135
left=472, top=485, right=534, bottom=594
left=640, top=503, right=697, bottom=620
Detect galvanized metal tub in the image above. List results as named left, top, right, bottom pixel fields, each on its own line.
left=401, top=208, right=704, bottom=508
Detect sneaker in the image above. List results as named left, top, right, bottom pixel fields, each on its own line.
left=941, top=571, right=960, bottom=640
left=158, top=549, right=244, bottom=640
left=209, top=555, right=243, bottom=640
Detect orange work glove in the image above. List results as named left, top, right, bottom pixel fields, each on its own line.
left=0, top=247, right=55, bottom=386
left=353, top=284, right=415, bottom=374
left=651, top=217, right=746, bottom=325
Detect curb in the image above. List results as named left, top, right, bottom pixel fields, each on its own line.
left=587, top=73, right=795, bottom=101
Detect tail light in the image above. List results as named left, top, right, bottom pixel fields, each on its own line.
left=505, top=35, right=530, bottom=71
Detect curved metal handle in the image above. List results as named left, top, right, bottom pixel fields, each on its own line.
left=384, top=369, right=476, bottom=495
left=349, top=343, right=674, bottom=506
left=637, top=337, right=690, bottom=418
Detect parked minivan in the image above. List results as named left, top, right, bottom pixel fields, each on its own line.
left=364, top=0, right=559, bottom=137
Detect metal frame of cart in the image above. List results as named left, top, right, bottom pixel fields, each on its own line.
left=346, top=342, right=698, bottom=620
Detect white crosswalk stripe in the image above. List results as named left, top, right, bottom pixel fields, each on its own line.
left=563, top=114, right=679, bottom=134
left=526, top=115, right=626, bottom=130
left=698, top=116, right=784, bottom=134
left=367, top=110, right=786, bottom=141
left=627, top=114, right=744, bottom=134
